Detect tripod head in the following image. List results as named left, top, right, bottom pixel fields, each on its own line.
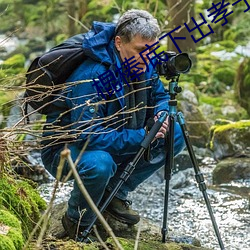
left=156, top=51, right=192, bottom=100
left=168, top=76, right=182, bottom=100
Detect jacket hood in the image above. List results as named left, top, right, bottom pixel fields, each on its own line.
left=82, top=21, right=116, bottom=65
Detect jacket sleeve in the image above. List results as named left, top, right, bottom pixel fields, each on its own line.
left=65, top=62, right=146, bottom=156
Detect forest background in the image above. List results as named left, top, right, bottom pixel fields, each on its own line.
left=0, top=1, right=250, bottom=249
left=0, top=0, right=250, bottom=126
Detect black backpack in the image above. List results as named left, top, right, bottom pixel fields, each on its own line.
left=24, top=34, right=87, bottom=115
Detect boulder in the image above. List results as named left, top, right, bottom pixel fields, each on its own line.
left=213, top=157, right=250, bottom=184
left=209, top=120, right=250, bottom=160
left=42, top=201, right=211, bottom=250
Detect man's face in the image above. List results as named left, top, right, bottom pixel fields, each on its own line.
left=115, top=35, right=158, bottom=73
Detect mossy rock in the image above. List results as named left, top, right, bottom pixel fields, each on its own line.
left=0, top=174, right=47, bottom=239
left=209, top=120, right=250, bottom=160
left=44, top=202, right=211, bottom=250
left=106, top=237, right=210, bottom=250
left=0, top=209, right=24, bottom=250
left=28, top=237, right=211, bottom=250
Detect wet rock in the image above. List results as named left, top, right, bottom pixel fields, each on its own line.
left=45, top=202, right=210, bottom=250
left=170, top=168, right=193, bottom=189
left=213, top=157, right=250, bottom=184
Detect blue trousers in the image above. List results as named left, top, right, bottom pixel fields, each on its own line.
left=41, top=123, right=185, bottom=226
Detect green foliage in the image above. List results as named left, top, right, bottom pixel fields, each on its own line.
left=199, top=90, right=248, bottom=121
left=0, top=54, right=26, bottom=86
left=224, top=12, right=250, bottom=45
left=1, top=54, right=25, bottom=69
left=213, top=67, right=235, bottom=86
left=199, top=95, right=224, bottom=107
left=189, top=40, right=241, bottom=95
left=234, top=57, right=250, bottom=115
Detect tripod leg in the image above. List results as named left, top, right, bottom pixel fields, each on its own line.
left=162, top=114, right=175, bottom=243
left=177, top=112, right=225, bottom=250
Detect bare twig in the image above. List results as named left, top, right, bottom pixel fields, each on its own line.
left=134, top=220, right=142, bottom=250
left=68, top=14, right=90, bottom=31
left=93, top=225, right=110, bottom=250
left=61, top=148, right=124, bottom=250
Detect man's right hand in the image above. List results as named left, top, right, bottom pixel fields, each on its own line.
left=154, top=112, right=169, bottom=139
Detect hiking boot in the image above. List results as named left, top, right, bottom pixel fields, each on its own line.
left=105, top=196, right=140, bottom=225
left=61, top=213, right=97, bottom=243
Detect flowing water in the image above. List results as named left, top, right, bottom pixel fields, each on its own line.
left=38, top=156, right=250, bottom=250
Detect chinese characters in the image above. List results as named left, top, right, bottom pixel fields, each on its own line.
left=92, top=0, right=249, bottom=100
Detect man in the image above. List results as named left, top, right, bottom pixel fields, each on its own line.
left=41, top=9, right=185, bottom=241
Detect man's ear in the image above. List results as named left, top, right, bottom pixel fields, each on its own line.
left=115, top=36, right=122, bottom=51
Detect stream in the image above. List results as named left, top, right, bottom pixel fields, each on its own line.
left=38, top=155, right=250, bottom=250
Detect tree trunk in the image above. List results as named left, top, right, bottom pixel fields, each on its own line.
left=166, top=0, right=196, bottom=56
left=78, top=0, right=88, bottom=20
left=67, top=0, right=77, bottom=36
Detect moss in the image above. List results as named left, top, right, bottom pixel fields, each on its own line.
left=199, top=91, right=249, bottom=122
left=0, top=209, right=24, bottom=249
left=199, top=95, right=224, bottom=107
left=213, top=67, right=235, bottom=86
left=217, top=40, right=237, bottom=51
left=0, top=174, right=47, bottom=239
left=7, top=228, right=24, bottom=249
left=213, top=120, right=250, bottom=133
left=0, top=209, right=21, bottom=229
left=106, top=237, right=209, bottom=250
left=0, top=235, right=16, bottom=250
left=209, top=120, right=250, bottom=151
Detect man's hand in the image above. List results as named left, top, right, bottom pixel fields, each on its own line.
left=154, top=111, right=169, bottom=139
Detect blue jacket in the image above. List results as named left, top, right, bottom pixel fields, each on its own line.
left=44, top=21, right=170, bottom=156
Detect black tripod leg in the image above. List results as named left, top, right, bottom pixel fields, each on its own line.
left=177, top=112, right=225, bottom=250
left=162, top=114, right=175, bottom=243
left=81, top=112, right=168, bottom=241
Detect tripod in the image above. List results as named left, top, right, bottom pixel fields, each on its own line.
left=161, top=77, right=225, bottom=249
left=82, top=77, right=225, bottom=250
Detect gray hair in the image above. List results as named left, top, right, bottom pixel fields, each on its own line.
left=115, top=9, right=160, bottom=43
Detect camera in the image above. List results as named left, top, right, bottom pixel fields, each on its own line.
left=156, top=51, right=192, bottom=79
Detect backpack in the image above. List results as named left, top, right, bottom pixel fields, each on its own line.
left=24, top=34, right=87, bottom=115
